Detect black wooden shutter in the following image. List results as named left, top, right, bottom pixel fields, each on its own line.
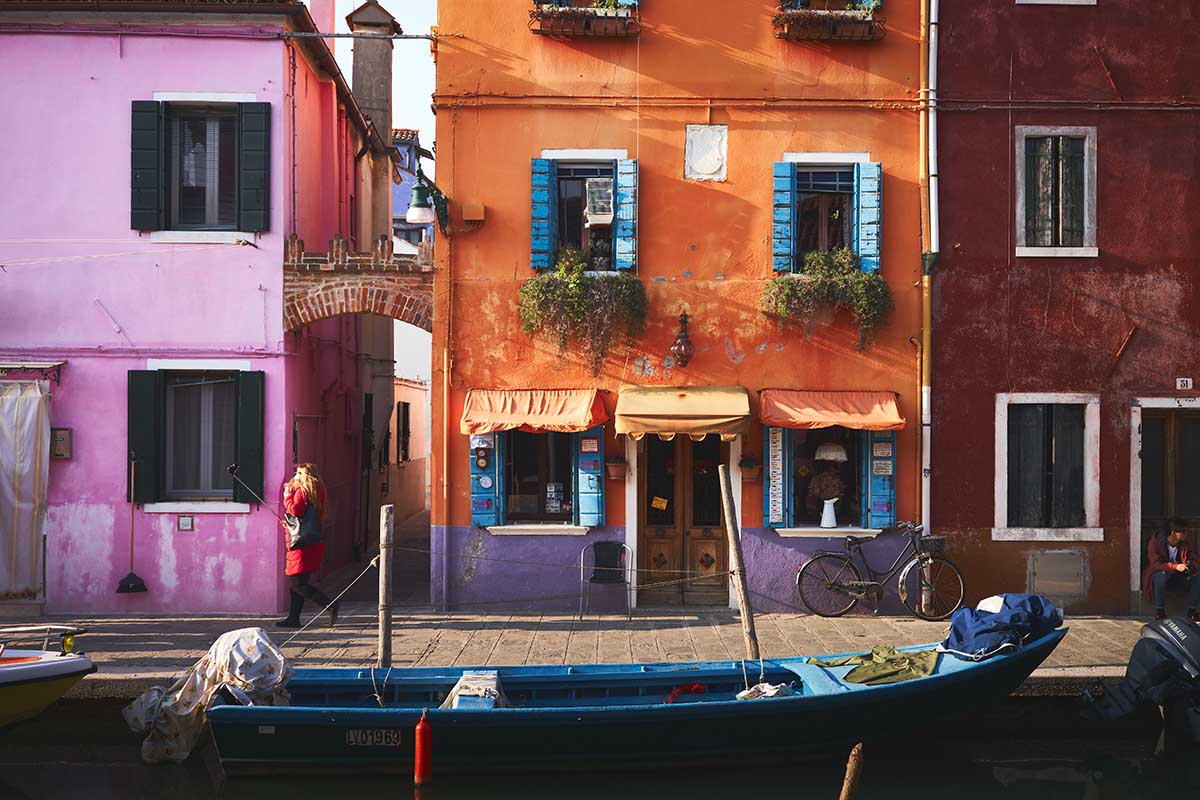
left=238, top=103, right=271, bottom=232
left=127, top=370, right=164, bottom=502
left=130, top=101, right=165, bottom=231
left=233, top=371, right=266, bottom=503
left=400, top=401, right=412, bottom=462
left=1008, top=404, right=1048, bottom=527
left=1050, top=404, right=1086, bottom=527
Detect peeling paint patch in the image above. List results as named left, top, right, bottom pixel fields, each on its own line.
left=632, top=355, right=657, bottom=377
left=227, top=515, right=248, bottom=544
left=45, top=503, right=114, bottom=601
left=157, top=517, right=179, bottom=594
left=714, top=273, right=726, bottom=280
left=756, top=343, right=768, bottom=353
left=725, top=338, right=745, bottom=364
left=459, top=529, right=487, bottom=585
left=776, top=343, right=785, bottom=352
left=651, top=277, right=667, bottom=284
left=681, top=269, right=692, bottom=278
left=662, top=355, right=676, bottom=369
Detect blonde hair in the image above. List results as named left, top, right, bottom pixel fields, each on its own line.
left=291, top=463, right=324, bottom=519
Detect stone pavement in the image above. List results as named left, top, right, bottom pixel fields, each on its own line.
left=58, top=604, right=1145, bottom=700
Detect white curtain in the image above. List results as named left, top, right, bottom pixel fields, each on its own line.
left=0, top=381, right=49, bottom=599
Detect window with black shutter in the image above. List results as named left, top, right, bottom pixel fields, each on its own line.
left=398, top=401, right=412, bottom=463
left=1024, top=136, right=1085, bottom=248
left=1007, top=403, right=1085, bottom=528
left=130, top=100, right=270, bottom=233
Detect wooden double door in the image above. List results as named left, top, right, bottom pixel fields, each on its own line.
left=638, top=435, right=729, bottom=606
left=1141, top=410, right=1200, bottom=553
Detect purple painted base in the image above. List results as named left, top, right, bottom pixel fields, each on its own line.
left=430, top=526, right=911, bottom=616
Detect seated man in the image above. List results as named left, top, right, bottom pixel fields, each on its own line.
left=1141, top=518, right=1200, bottom=621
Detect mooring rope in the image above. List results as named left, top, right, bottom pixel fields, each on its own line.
left=279, top=555, right=380, bottom=649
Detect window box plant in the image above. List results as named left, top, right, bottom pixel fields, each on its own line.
left=518, top=247, right=647, bottom=376
left=761, top=248, right=894, bottom=350
left=605, top=454, right=628, bottom=481
left=772, top=1, right=885, bottom=43
left=738, top=453, right=762, bottom=483
left=530, top=0, right=640, bottom=37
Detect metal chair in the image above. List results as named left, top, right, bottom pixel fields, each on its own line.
left=579, top=541, right=633, bottom=620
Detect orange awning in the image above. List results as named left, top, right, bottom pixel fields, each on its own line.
left=615, top=385, right=751, bottom=441
left=460, top=389, right=609, bottom=434
left=760, top=389, right=906, bottom=431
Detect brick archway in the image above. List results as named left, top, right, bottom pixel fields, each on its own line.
left=282, top=234, right=434, bottom=331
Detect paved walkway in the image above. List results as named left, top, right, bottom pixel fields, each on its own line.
left=59, top=604, right=1144, bottom=699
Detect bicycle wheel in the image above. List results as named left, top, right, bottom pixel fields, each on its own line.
left=899, top=556, right=964, bottom=621
left=796, top=554, right=862, bottom=617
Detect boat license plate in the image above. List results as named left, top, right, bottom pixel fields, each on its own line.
left=346, top=728, right=403, bottom=747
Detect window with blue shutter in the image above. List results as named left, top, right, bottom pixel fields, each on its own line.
left=530, top=158, right=557, bottom=270
left=862, top=430, right=896, bottom=529
left=764, top=425, right=891, bottom=529
left=614, top=159, right=638, bottom=271
left=470, top=433, right=503, bottom=527
left=573, top=426, right=606, bottom=527
left=772, top=162, right=797, bottom=272
left=853, top=161, right=882, bottom=273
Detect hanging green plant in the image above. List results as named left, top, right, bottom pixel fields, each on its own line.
left=761, top=248, right=894, bottom=350
left=518, top=248, right=647, bottom=375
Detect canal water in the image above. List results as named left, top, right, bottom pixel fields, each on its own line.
left=1, top=697, right=1196, bottom=799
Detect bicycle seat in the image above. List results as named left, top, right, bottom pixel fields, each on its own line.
left=845, top=535, right=873, bottom=547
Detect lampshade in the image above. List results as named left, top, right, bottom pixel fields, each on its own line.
left=406, top=183, right=435, bottom=224
left=814, top=443, right=848, bottom=462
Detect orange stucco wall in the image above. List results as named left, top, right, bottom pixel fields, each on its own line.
left=431, top=0, right=924, bottom=530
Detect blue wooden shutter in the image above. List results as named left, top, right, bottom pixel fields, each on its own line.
left=772, top=162, right=797, bottom=272
left=853, top=161, right=882, bottom=273
left=531, top=158, right=557, bottom=271
left=614, top=159, right=638, bottom=271
left=573, top=426, right=606, bottom=527
left=237, top=103, right=271, bottom=232
left=763, top=426, right=791, bottom=528
left=865, top=430, right=896, bottom=529
left=130, top=101, right=165, bottom=231
left=470, top=432, right=503, bottom=527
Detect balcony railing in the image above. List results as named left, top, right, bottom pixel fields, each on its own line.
left=530, top=2, right=640, bottom=38
left=773, top=1, right=886, bottom=42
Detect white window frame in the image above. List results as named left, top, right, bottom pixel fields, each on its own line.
left=1014, top=126, right=1098, bottom=257
left=993, top=392, right=1102, bottom=541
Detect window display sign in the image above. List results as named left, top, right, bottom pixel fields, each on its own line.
left=872, top=442, right=893, bottom=458
left=580, top=437, right=600, bottom=453
left=872, top=460, right=893, bottom=476
left=767, top=426, right=785, bottom=524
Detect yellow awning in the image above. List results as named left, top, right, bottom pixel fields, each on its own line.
left=614, top=385, right=751, bottom=441
left=760, top=389, right=905, bottom=431
left=459, top=389, right=609, bottom=434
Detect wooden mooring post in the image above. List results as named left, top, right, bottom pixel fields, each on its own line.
left=839, top=742, right=865, bottom=800
left=718, top=464, right=760, bottom=663
left=378, top=504, right=394, bottom=669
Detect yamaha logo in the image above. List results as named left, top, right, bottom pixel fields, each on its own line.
left=1164, top=619, right=1187, bottom=640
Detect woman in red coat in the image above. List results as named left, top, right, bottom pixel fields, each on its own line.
left=277, top=464, right=339, bottom=629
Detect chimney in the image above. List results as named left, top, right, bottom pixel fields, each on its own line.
left=346, top=0, right=401, bottom=142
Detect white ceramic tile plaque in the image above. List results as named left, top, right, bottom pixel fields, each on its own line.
left=685, top=124, right=728, bottom=182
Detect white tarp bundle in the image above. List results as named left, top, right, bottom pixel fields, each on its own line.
left=123, top=627, right=292, bottom=764
left=0, top=381, right=49, bottom=599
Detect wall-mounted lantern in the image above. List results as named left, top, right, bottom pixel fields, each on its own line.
left=670, top=312, right=694, bottom=368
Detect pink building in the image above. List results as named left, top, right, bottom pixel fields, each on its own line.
left=0, top=0, right=418, bottom=616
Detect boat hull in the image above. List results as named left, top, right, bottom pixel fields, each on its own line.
left=0, top=651, right=95, bottom=728
left=209, top=629, right=1066, bottom=773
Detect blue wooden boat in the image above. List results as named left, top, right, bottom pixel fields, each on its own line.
left=207, top=628, right=1066, bottom=773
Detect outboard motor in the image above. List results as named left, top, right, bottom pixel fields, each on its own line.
left=1083, top=617, right=1200, bottom=747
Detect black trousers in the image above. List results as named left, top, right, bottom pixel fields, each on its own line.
left=286, top=572, right=333, bottom=622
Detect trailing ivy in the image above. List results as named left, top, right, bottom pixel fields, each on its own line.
left=761, top=248, right=894, bottom=350
left=518, top=248, right=647, bottom=375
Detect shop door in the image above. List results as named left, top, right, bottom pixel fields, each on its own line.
left=1141, top=411, right=1200, bottom=557
left=638, top=435, right=729, bottom=606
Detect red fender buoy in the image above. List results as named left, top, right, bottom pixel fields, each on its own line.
left=414, top=709, right=431, bottom=786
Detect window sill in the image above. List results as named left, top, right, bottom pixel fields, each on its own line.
left=1014, top=246, right=1098, bottom=258
left=991, top=527, right=1104, bottom=542
left=775, top=526, right=883, bottom=539
left=143, top=501, right=250, bottom=514
left=487, top=524, right=590, bottom=536
left=149, top=231, right=257, bottom=245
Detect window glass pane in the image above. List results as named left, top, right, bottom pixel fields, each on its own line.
left=691, top=436, right=722, bottom=527
left=796, top=168, right=854, bottom=193
left=797, top=191, right=853, bottom=259
left=645, top=436, right=675, bottom=526
left=177, top=116, right=211, bottom=228
left=210, top=379, right=236, bottom=492
left=826, top=193, right=850, bottom=250
left=169, top=380, right=203, bottom=494
left=1058, top=137, right=1085, bottom=248
left=170, top=108, right=236, bottom=230
left=505, top=431, right=571, bottom=522
left=1050, top=404, right=1085, bottom=527
left=796, top=193, right=822, bottom=256
left=1025, top=137, right=1056, bottom=247
left=557, top=178, right=584, bottom=253
left=793, top=427, right=861, bottom=526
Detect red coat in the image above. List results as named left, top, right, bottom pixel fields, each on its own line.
left=1141, top=531, right=1196, bottom=600
left=283, top=482, right=326, bottom=576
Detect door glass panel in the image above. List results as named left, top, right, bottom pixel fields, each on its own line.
left=690, top=435, right=722, bottom=527
left=645, top=436, right=675, bottom=526
left=1141, top=416, right=1165, bottom=519
left=1176, top=417, right=1200, bottom=517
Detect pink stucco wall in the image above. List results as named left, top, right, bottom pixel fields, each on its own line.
left=0, top=30, right=367, bottom=613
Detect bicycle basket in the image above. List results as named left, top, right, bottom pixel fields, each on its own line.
left=918, top=535, right=945, bottom=554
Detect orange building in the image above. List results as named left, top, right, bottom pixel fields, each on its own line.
left=430, top=0, right=929, bottom=612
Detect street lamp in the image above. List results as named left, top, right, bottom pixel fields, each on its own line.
left=406, top=183, right=436, bottom=224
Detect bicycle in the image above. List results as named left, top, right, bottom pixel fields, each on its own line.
left=795, top=521, right=965, bottom=620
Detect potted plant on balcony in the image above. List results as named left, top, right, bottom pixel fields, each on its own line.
left=518, top=247, right=648, bottom=376
left=761, top=248, right=893, bottom=350
left=738, top=453, right=762, bottom=483
left=605, top=454, right=628, bottom=481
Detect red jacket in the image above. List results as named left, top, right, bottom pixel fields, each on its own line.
left=283, top=482, right=327, bottom=576
left=1141, top=531, right=1196, bottom=599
